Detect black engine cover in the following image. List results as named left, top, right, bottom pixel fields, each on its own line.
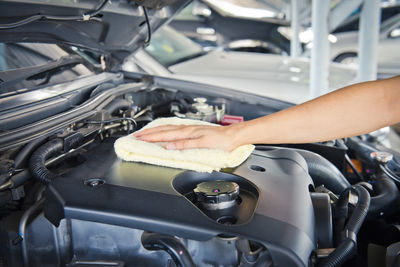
left=45, top=140, right=316, bottom=266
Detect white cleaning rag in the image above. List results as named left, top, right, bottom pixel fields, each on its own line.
left=114, top=117, right=254, bottom=173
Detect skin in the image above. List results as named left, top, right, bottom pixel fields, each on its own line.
left=134, top=76, right=400, bottom=152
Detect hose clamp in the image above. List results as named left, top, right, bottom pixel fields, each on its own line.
left=342, top=229, right=357, bottom=244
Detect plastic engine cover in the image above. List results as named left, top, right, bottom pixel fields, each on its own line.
left=45, top=140, right=316, bottom=267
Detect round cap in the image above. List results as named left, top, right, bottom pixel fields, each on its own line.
left=194, top=180, right=239, bottom=204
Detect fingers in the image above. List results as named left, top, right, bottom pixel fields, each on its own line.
left=134, top=125, right=206, bottom=142
left=166, top=137, right=205, bottom=150
left=131, top=124, right=234, bottom=151
left=134, top=126, right=188, bottom=142
left=136, top=130, right=185, bottom=142
left=134, top=125, right=208, bottom=150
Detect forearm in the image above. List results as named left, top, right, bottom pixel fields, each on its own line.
left=232, top=76, right=400, bottom=146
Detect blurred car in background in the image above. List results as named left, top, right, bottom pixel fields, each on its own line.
left=330, top=13, right=400, bottom=78
left=169, top=0, right=292, bottom=55
left=124, top=25, right=357, bottom=104
left=332, top=4, right=400, bottom=34
left=295, top=4, right=400, bottom=78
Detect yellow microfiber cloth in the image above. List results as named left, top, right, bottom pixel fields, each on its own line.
left=114, top=117, right=254, bottom=173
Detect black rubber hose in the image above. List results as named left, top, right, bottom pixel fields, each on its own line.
left=8, top=170, right=31, bottom=189
left=345, top=137, right=377, bottom=165
left=320, top=240, right=355, bottom=267
left=368, top=176, right=399, bottom=219
left=104, top=99, right=131, bottom=116
left=319, top=185, right=370, bottom=267
left=346, top=186, right=370, bottom=234
left=14, top=137, right=46, bottom=169
left=333, top=188, right=351, bottom=246
left=141, top=232, right=196, bottom=267
left=29, top=138, right=63, bottom=185
left=292, top=149, right=351, bottom=194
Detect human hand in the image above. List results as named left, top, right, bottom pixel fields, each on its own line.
left=133, top=124, right=240, bottom=151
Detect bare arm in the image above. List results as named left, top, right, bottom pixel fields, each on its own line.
left=135, top=76, right=400, bottom=151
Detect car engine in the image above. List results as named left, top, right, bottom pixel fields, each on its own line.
left=0, top=73, right=399, bottom=267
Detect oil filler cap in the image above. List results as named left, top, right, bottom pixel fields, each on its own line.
left=194, top=180, right=239, bottom=210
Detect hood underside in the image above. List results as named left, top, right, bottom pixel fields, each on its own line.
left=0, top=0, right=189, bottom=61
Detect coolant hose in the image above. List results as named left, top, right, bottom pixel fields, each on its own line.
left=292, top=149, right=351, bottom=194
left=321, top=240, right=355, bottom=267
left=141, top=232, right=196, bottom=267
left=104, top=98, right=131, bottom=115
left=333, top=188, right=351, bottom=246
left=345, top=137, right=377, bottom=165
left=368, top=175, right=399, bottom=219
left=29, top=138, right=63, bottom=185
left=342, top=186, right=370, bottom=239
left=319, top=185, right=370, bottom=267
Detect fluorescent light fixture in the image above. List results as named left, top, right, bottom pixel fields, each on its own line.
left=206, top=0, right=277, bottom=19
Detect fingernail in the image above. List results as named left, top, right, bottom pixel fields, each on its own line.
left=166, top=143, right=176, bottom=150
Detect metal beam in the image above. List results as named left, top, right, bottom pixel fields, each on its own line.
left=310, top=0, right=330, bottom=99
left=290, top=0, right=301, bottom=58
left=357, top=0, right=381, bottom=82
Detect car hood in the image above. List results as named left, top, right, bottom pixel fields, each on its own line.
left=169, top=50, right=357, bottom=99
left=0, top=0, right=189, bottom=62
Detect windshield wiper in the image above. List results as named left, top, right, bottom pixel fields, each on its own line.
left=0, top=55, right=85, bottom=91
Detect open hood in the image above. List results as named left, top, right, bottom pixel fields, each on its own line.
left=0, top=0, right=190, bottom=61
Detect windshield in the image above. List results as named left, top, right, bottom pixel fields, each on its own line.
left=145, top=26, right=205, bottom=67
left=381, top=13, right=400, bottom=33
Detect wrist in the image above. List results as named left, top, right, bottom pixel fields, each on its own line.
left=223, top=122, right=249, bottom=148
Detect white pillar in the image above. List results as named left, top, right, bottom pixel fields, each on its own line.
left=357, top=0, right=381, bottom=82
left=290, top=0, right=301, bottom=58
left=310, top=0, right=330, bottom=99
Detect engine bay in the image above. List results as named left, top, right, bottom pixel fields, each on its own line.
left=1, top=74, right=400, bottom=267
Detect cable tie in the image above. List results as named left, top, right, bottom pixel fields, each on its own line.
left=82, top=14, right=91, bottom=21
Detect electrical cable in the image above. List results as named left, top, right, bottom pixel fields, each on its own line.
left=0, top=0, right=108, bottom=30
left=0, top=15, right=43, bottom=30
left=142, top=6, right=152, bottom=46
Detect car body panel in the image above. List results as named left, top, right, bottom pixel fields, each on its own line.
left=130, top=47, right=357, bottom=104
left=0, top=0, right=190, bottom=63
